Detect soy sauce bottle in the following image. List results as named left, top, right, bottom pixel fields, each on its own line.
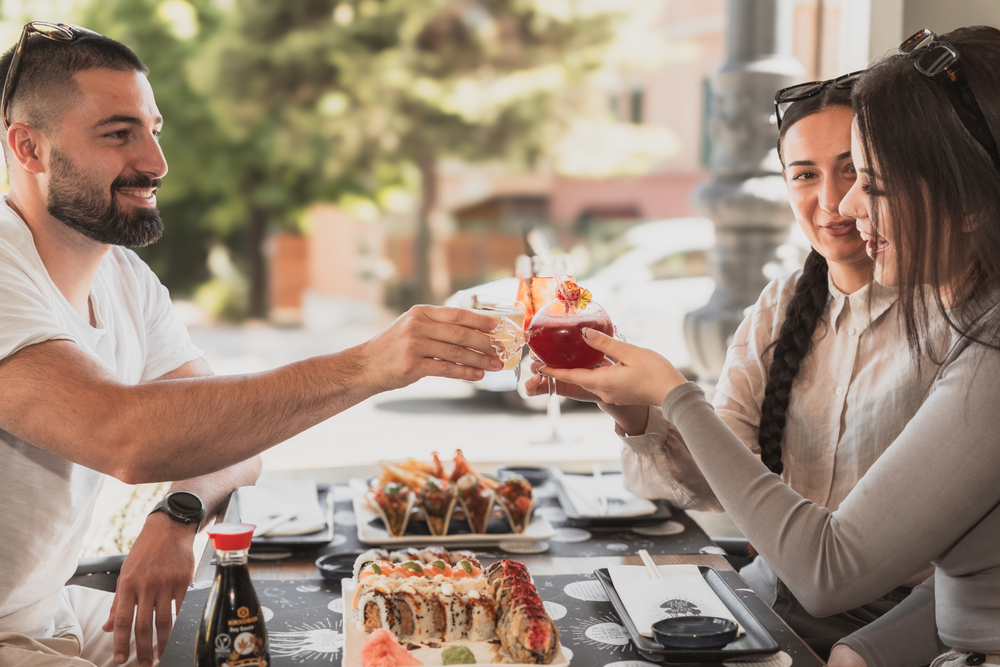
left=195, top=523, right=270, bottom=667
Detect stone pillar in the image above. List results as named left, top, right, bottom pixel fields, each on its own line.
left=685, top=0, right=805, bottom=384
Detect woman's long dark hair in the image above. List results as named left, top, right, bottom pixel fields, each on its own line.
left=757, top=86, right=854, bottom=475
left=852, top=26, right=1000, bottom=355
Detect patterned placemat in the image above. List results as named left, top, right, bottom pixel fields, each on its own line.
left=248, top=482, right=718, bottom=563
left=159, top=573, right=820, bottom=667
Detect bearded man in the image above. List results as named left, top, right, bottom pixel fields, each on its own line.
left=0, top=23, right=501, bottom=667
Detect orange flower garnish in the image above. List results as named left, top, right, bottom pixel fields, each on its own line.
left=557, top=279, right=592, bottom=309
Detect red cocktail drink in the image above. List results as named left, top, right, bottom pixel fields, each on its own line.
left=527, top=298, right=614, bottom=369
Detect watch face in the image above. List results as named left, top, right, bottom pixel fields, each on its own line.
left=168, top=492, right=205, bottom=518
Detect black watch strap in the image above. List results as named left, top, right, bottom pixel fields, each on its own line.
left=149, top=491, right=206, bottom=529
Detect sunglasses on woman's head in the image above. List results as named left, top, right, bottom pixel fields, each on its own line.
left=771, top=71, right=863, bottom=129
left=899, top=28, right=1000, bottom=175
left=1, top=21, right=100, bottom=130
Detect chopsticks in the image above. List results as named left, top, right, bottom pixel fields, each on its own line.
left=592, top=462, right=609, bottom=516
left=638, top=549, right=662, bottom=579
left=253, top=510, right=299, bottom=537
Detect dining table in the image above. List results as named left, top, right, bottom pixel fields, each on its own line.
left=158, top=474, right=826, bottom=667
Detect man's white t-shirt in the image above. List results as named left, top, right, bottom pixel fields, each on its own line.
left=0, top=198, right=202, bottom=637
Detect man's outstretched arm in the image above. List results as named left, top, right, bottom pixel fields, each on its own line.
left=100, top=358, right=264, bottom=667
left=0, top=304, right=502, bottom=482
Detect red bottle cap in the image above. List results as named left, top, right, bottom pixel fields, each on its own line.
left=207, top=522, right=255, bottom=551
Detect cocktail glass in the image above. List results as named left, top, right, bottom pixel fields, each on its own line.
left=526, top=297, right=614, bottom=370
left=516, top=256, right=579, bottom=443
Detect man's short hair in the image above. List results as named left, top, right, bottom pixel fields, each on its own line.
left=0, top=29, right=148, bottom=135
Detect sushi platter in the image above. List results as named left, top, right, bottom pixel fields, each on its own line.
left=343, top=548, right=569, bottom=666
left=350, top=451, right=555, bottom=546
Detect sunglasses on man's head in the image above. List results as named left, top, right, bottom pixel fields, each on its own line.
left=1, top=21, right=100, bottom=131
left=899, top=27, right=1000, bottom=175
left=771, top=71, right=863, bottom=130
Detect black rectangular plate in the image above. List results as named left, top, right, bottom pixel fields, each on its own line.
left=553, top=472, right=672, bottom=527
left=223, top=483, right=334, bottom=550
left=595, top=567, right=780, bottom=662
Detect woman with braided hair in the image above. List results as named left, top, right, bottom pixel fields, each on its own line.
left=530, top=78, right=941, bottom=652
left=534, top=25, right=1000, bottom=667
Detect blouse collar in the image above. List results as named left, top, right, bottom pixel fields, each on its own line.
left=827, top=274, right=898, bottom=335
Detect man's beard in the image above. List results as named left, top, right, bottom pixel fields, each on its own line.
left=47, top=149, right=164, bottom=248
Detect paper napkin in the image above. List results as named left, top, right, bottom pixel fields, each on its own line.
left=236, top=480, right=327, bottom=536
left=553, top=469, right=658, bottom=518
left=607, top=564, right=741, bottom=637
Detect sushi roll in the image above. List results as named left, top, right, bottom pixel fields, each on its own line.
left=355, top=578, right=398, bottom=635
left=456, top=578, right=497, bottom=642
left=388, top=547, right=423, bottom=563
left=414, top=546, right=450, bottom=564
left=412, top=578, right=465, bottom=642
left=449, top=550, right=483, bottom=569
left=352, top=556, right=500, bottom=644
left=391, top=581, right=433, bottom=640
left=352, top=548, right=390, bottom=581
left=487, top=560, right=559, bottom=664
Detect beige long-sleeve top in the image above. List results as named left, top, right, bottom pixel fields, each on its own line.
left=619, top=271, right=948, bottom=663
left=663, top=310, right=1000, bottom=652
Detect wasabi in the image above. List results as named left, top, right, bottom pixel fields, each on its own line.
left=441, top=645, right=476, bottom=665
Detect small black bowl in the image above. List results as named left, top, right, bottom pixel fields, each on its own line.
left=497, top=466, right=550, bottom=487
left=315, top=552, right=364, bottom=582
left=651, top=616, right=738, bottom=649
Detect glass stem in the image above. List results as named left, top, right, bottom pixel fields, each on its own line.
left=547, top=375, right=561, bottom=437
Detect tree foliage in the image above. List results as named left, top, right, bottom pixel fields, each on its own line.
left=87, top=0, right=613, bottom=315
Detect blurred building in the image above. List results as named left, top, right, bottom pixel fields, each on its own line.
left=272, top=0, right=1000, bottom=322
left=269, top=205, right=389, bottom=328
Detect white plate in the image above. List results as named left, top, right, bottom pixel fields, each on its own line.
left=349, top=478, right=555, bottom=546
left=342, top=580, right=570, bottom=666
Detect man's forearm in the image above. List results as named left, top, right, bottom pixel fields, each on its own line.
left=1, top=341, right=379, bottom=482
left=0, top=305, right=501, bottom=482
left=91, top=346, right=375, bottom=481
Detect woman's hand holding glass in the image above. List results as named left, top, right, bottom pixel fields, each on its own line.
left=530, top=327, right=689, bottom=409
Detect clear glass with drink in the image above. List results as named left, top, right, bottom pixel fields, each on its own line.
left=466, top=296, right=525, bottom=391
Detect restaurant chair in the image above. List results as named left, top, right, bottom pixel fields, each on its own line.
left=68, top=554, right=125, bottom=593
left=712, top=536, right=755, bottom=571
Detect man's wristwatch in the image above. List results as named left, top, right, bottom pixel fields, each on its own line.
left=149, top=491, right=206, bottom=530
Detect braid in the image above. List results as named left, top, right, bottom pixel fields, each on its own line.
left=757, top=250, right=830, bottom=475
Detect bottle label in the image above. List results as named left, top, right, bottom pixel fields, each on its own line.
left=211, top=606, right=268, bottom=666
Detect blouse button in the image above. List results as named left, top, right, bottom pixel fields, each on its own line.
left=849, top=327, right=857, bottom=336
left=835, top=386, right=844, bottom=396
left=966, top=654, right=986, bottom=666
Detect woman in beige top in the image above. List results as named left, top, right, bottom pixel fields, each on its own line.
left=534, top=26, right=1000, bottom=667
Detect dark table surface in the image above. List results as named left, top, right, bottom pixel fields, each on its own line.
left=159, top=481, right=824, bottom=667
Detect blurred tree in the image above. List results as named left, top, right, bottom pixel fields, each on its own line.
left=83, top=0, right=240, bottom=307
left=91, top=0, right=613, bottom=315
